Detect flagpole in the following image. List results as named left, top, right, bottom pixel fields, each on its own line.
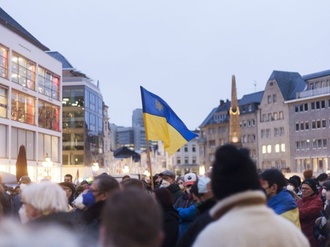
left=143, top=114, right=155, bottom=191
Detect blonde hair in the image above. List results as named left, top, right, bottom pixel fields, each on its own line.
left=21, top=181, right=68, bottom=216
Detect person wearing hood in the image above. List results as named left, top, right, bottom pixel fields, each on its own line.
left=260, top=169, right=301, bottom=228
left=297, top=178, right=323, bottom=247
left=154, top=187, right=179, bottom=247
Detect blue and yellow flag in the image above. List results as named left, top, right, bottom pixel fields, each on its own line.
left=140, top=86, right=198, bottom=155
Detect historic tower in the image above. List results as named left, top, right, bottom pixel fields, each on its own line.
left=229, top=75, right=241, bottom=147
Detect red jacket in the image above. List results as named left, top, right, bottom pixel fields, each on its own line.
left=297, top=194, right=323, bottom=247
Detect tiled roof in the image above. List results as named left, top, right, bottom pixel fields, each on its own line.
left=46, top=51, right=74, bottom=69
left=268, top=70, right=306, bottom=100
left=239, top=91, right=264, bottom=106
left=302, top=69, right=330, bottom=81
left=0, top=8, right=49, bottom=51
left=200, top=100, right=231, bottom=127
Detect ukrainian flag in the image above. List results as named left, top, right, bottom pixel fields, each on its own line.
left=140, top=86, right=198, bottom=155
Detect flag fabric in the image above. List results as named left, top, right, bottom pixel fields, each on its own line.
left=140, top=86, right=198, bottom=155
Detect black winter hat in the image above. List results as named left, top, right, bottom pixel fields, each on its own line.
left=211, top=144, right=262, bottom=200
left=288, top=178, right=299, bottom=188
left=301, top=178, right=318, bottom=195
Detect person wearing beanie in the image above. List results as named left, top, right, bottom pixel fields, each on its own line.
left=297, top=178, right=323, bottom=247
left=193, top=144, right=309, bottom=247
left=260, top=169, right=301, bottom=228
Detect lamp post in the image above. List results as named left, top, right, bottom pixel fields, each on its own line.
left=43, top=154, right=53, bottom=180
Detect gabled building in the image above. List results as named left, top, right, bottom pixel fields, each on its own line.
left=258, top=71, right=306, bottom=170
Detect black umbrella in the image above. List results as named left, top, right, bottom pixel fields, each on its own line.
left=113, top=147, right=140, bottom=162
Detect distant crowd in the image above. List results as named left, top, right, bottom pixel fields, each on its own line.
left=1, top=144, right=330, bottom=246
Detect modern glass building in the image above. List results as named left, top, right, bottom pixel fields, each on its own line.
left=47, top=52, right=104, bottom=170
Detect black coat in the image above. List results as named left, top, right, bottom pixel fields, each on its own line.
left=162, top=206, right=179, bottom=247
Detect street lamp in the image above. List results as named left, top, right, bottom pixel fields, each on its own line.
left=43, top=154, right=53, bottom=180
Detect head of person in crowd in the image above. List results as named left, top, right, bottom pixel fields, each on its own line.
left=82, top=174, right=119, bottom=209
left=80, top=180, right=90, bottom=190
left=20, top=181, right=68, bottom=222
left=100, top=188, right=163, bottom=247
left=120, top=178, right=145, bottom=191
left=176, top=177, right=185, bottom=191
left=153, top=187, right=174, bottom=208
left=317, top=173, right=328, bottom=186
left=183, top=172, right=198, bottom=194
left=303, top=169, right=313, bottom=180
left=259, top=169, right=287, bottom=200
left=0, top=219, right=81, bottom=247
left=121, top=175, right=131, bottom=181
left=153, top=174, right=162, bottom=189
left=18, top=176, right=32, bottom=191
left=211, top=144, right=262, bottom=200
left=300, top=178, right=319, bottom=198
left=197, top=176, right=213, bottom=201
left=64, top=174, right=73, bottom=183
left=159, top=170, right=176, bottom=188
left=59, top=182, right=75, bottom=205
left=287, top=177, right=299, bottom=192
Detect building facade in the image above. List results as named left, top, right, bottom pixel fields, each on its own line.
left=200, top=69, right=330, bottom=175
left=48, top=52, right=105, bottom=179
left=0, top=8, right=62, bottom=181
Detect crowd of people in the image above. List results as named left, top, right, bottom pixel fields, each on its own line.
left=1, top=144, right=330, bottom=246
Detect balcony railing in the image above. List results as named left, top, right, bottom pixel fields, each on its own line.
left=297, top=87, right=330, bottom=99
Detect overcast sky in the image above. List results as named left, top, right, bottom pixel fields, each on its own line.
left=1, top=1, right=329, bottom=130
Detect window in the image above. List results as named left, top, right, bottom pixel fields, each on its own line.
left=38, top=100, right=60, bottom=131
left=273, top=112, right=278, bottom=120
left=192, top=145, right=196, bottom=152
left=177, top=158, right=181, bottom=164
left=311, top=102, right=315, bottom=110
left=295, top=105, right=299, bottom=113
left=38, top=67, right=60, bottom=100
left=279, top=111, right=283, bottom=119
left=305, top=122, right=309, bottom=130
left=0, top=86, right=8, bottom=118
left=275, top=144, right=280, bottom=153
left=304, top=103, right=308, bottom=111
left=262, top=145, right=266, bottom=154
left=281, top=144, right=285, bottom=152
left=0, top=45, right=8, bottom=79
left=184, top=157, right=188, bottom=164
left=209, top=140, right=216, bottom=147
left=280, top=127, right=285, bottom=135
left=322, top=119, right=326, bottom=128
left=12, top=53, right=36, bottom=90
left=184, top=146, right=188, bottom=152
left=295, top=123, right=299, bottom=131
left=267, top=95, right=272, bottom=103
left=273, top=94, right=277, bottom=103
left=11, top=90, right=35, bottom=125
left=267, top=145, right=272, bottom=153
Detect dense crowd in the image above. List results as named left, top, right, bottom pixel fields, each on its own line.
left=1, top=144, right=330, bottom=246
